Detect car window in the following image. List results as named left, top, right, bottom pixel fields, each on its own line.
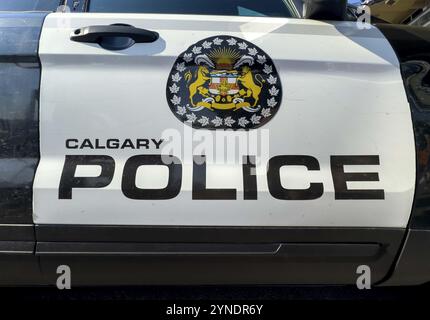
left=88, top=0, right=293, bottom=18
left=0, top=0, right=60, bottom=11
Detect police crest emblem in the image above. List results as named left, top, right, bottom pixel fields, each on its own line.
left=166, top=36, right=282, bottom=129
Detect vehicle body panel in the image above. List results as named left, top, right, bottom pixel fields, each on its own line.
left=0, top=4, right=428, bottom=285
left=34, top=13, right=415, bottom=228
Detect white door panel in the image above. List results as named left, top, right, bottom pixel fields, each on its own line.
left=34, top=13, right=415, bottom=227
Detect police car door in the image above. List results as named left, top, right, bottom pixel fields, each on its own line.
left=34, top=0, right=416, bottom=284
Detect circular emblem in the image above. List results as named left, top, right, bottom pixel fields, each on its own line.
left=166, top=35, right=282, bottom=130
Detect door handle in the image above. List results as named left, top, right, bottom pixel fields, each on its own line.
left=70, top=25, right=159, bottom=50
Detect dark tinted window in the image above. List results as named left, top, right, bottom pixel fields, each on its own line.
left=0, top=0, right=60, bottom=11
left=88, top=0, right=293, bottom=17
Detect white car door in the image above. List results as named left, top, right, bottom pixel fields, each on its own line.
left=34, top=1, right=415, bottom=229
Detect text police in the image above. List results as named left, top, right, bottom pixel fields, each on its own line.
left=58, top=154, right=384, bottom=201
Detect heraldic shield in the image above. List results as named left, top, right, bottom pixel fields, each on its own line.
left=166, top=35, right=282, bottom=130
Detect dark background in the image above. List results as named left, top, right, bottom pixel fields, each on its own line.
left=4, top=285, right=430, bottom=301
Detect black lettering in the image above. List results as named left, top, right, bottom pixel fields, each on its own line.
left=331, top=155, right=384, bottom=200
left=121, top=139, right=135, bottom=149
left=136, top=139, right=149, bottom=149
left=59, top=155, right=115, bottom=199
left=122, top=155, right=182, bottom=200
left=65, top=139, right=79, bottom=149
left=243, top=156, right=257, bottom=200
left=152, top=139, right=164, bottom=149
left=94, top=139, right=106, bottom=149
left=80, top=139, right=94, bottom=149
left=106, top=139, right=120, bottom=149
left=267, top=155, right=323, bottom=200
left=192, top=155, right=236, bottom=200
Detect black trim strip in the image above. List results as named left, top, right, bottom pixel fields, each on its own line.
left=0, top=56, right=39, bottom=63
left=36, top=242, right=382, bottom=258
left=0, top=225, right=34, bottom=241
left=36, top=225, right=404, bottom=243
left=37, top=242, right=281, bottom=255
left=0, top=241, right=34, bottom=254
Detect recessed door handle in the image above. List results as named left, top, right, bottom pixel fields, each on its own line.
left=70, top=24, right=159, bottom=50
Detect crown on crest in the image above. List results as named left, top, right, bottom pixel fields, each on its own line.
left=207, top=47, right=241, bottom=70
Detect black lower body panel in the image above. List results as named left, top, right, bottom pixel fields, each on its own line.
left=383, top=229, right=430, bottom=286
left=32, top=226, right=404, bottom=286
left=0, top=225, right=42, bottom=285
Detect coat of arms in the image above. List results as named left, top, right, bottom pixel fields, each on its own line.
left=166, top=35, right=282, bottom=129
